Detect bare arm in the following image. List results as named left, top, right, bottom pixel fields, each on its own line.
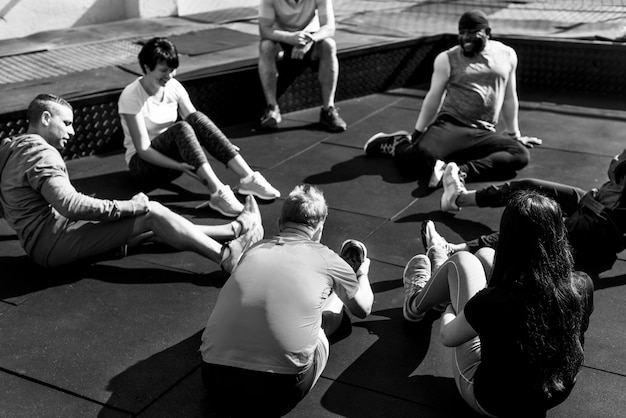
left=308, top=0, right=336, bottom=42
left=343, top=258, right=374, bottom=319
left=415, top=52, right=450, bottom=132
left=177, top=93, right=197, bottom=119
left=500, top=50, right=519, bottom=135
left=439, top=305, right=478, bottom=347
left=501, top=50, right=542, bottom=147
left=120, top=113, right=193, bottom=173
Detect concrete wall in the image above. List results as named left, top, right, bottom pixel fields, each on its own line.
left=0, top=0, right=257, bottom=41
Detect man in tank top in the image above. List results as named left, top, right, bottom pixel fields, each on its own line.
left=363, top=10, right=542, bottom=196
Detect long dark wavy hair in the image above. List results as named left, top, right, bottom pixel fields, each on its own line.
left=489, top=190, right=585, bottom=399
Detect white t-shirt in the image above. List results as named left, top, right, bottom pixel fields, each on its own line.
left=118, top=77, right=190, bottom=164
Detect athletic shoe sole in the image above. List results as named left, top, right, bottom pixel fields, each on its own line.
left=340, top=239, right=368, bottom=273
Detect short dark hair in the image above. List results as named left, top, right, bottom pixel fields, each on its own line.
left=26, top=93, right=72, bottom=125
left=281, top=184, right=328, bottom=229
left=138, top=37, right=179, bottom=73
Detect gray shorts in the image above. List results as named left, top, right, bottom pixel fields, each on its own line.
left=30, top=216, right=137, bottom=267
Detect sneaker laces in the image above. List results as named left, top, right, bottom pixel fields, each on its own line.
left=217, top=185, right=239, bottom=205
left=380, top=142, right=396, bottom=156
left=405, top=271, right=429, bottom=295
left=384, top=134, right=411, bottom=156
left=250, top=172, right=271, bottom=188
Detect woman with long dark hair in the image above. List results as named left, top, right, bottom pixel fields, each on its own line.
left=402, top=190, right=594, bottom=417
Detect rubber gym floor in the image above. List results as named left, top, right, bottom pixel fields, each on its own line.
left=1, top=1, right=625, bottom=416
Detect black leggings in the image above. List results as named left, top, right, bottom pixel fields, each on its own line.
left=394, top=117, right=530, bottom=181
left=128, top=111, right=239, bottom=188
left=467, top=178, right=620, bottom=276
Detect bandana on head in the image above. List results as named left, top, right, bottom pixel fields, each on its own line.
left=458, top=10, right=490, bottom=31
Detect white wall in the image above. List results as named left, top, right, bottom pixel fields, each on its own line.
left=0, top=0, right=127, bottom=40
left=0, top=0, right=259, bottom=41
left=177, top=0, right=258, bottom=16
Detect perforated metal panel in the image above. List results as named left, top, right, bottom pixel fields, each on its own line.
left=2, top=35, right=626, bottom=161
left=0, top=41, right=141, bottom=84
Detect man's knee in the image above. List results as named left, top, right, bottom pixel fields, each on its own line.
left=315, top=37, right=337, bottom=56
left=145, top=200, right=170, bottom=221
left=259, top=39, right=280, bottom=59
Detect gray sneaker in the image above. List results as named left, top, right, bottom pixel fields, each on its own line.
left=221, top=221, right=264, bottom=274
left=402, top=254, right=431, bottom=322
left=234, top=195, right=262, bottom=237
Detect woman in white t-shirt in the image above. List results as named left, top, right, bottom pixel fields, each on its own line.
left=118, top=37, right=280, bottom=217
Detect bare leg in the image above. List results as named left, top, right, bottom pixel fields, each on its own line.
left=474, top=247, right=495, bottom=280
left=258, top=39, right=281, bottom=107
left=314, top=38, right=339, bottom=109
left=410, top=251, right=487, bottom=314
left=226, top=154, right=254, bottom=179
left=131, top=201, right=225, bottom=264
left=196, top=162, right=225, bottom=195
left=435, top=251, right=491, bottom=416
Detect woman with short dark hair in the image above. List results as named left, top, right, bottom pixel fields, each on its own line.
left=119, top=37, right=280, bottom=218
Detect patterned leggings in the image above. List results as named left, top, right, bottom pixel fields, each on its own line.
left=128, top=111, right=239, bottom=188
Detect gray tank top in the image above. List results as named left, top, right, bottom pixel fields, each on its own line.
left=438, top=40, right=515, bottom=131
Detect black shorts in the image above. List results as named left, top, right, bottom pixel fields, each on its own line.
left=201, top=361, right=318, bottom=417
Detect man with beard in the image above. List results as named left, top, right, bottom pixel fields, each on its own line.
left=363, top=10, right=541, bottom=198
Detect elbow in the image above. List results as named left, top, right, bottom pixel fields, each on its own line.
left=135, top=147, right=150, bottom=159
left=356, top=305, right=372, bottom=319
left=350, top=303, right=371, bottom=319
left=348, top=300, right=372, bottom=319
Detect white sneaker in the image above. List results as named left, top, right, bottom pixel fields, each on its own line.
left=428, top=159, right=446, bottom=188
left=221, top=221, right=264, bottom=274
left=238, top=171, right=280, bottom=200
left=402, top=254, right=431, bottom=322
left=234, top=195, right=262, bottom=237
left=440, top=162, right=466, bottom=213
left=206, top=185, right=244, bottom=217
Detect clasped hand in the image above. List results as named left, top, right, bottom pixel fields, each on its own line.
left=291, top=31, right=314, bottom=60
left=131, top=192, right=151, bottom=214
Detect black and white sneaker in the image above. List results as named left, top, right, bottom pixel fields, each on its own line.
left=363, top=130, right=411, bottom=157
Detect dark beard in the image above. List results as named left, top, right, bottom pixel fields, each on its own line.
left=459, top=37, right=486, bottom=57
